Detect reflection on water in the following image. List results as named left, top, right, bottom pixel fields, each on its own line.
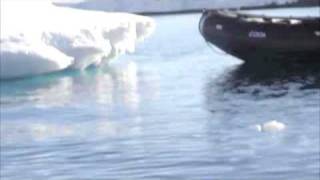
left=1, top=60, right=159, bottom=109
left=1, top=76, right=73, bottom=107
left=224, top=63, right=319, bottom=90
left=1, top=117, right=141, bottom=145
left=0, top=60, right=159, bottom=145
left=206, top=62, right=320, bottom=102
left=205, top=61, right=320, bottom=125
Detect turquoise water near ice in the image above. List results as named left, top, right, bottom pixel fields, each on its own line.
left=1, top=12, right=319, bottom=180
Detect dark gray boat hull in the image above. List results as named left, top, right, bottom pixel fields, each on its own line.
left=199, top=10, right=320, bottom=63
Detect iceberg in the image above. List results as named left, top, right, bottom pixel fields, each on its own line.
left=0, top=0, right=155, bottom=79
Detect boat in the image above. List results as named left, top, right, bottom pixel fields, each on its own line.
left=199, top=8, right=320, bottom=63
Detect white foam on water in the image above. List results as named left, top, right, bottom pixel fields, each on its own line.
left=0, top=0, right=155, bottom=79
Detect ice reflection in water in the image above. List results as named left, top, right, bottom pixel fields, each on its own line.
left=1, top=60, right=159, bottom=145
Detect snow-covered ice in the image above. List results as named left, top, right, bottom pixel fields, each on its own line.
left=0, top=0, right=155, bottom=79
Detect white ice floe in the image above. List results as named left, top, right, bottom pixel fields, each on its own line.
left=255, top=120, right=286, bottom=132
left=0, top=0, right=155, bottom=79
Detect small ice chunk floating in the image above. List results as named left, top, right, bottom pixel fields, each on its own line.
left=199, top=7, right=320, bottom=63
left=254, top=120, right=286, bottom=132
left=0, top=1, right=155, bottom=79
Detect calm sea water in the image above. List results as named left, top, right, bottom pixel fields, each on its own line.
left=1, top=13, right=319, bottom=180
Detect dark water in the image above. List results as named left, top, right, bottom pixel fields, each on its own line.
left=1, top=14, right=319, bottom=180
